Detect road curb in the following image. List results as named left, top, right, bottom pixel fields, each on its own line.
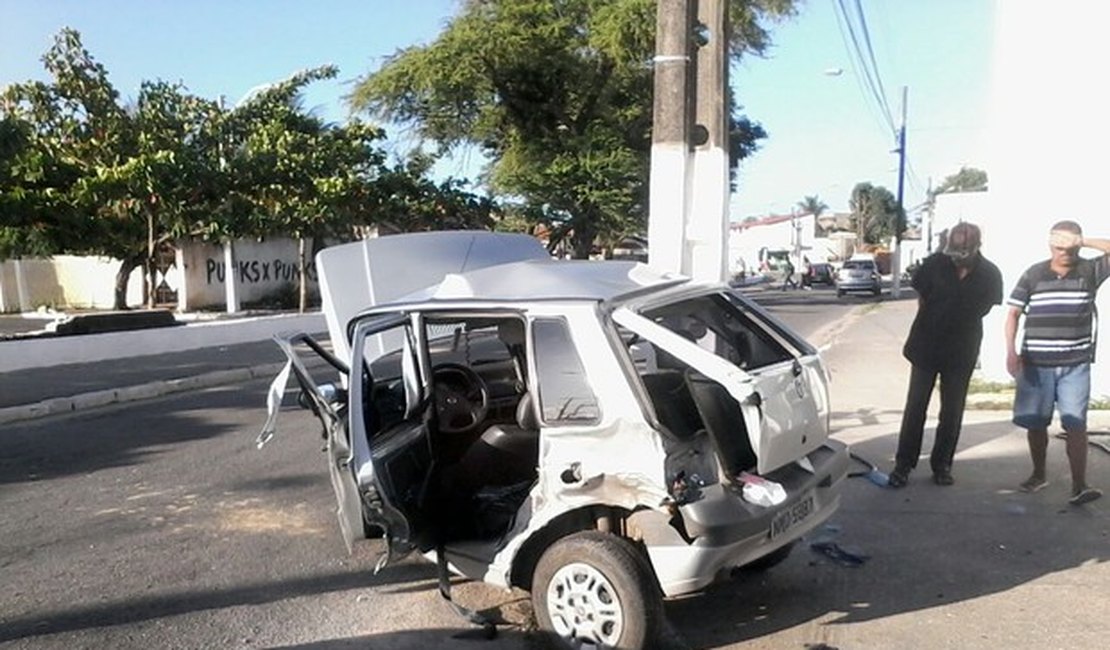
left=0, top=362, right=285, bottom=426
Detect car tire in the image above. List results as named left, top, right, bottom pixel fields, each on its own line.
left=836, top=289, right=845, bottom=297
left=532, top=531, right=663, bottom=650
left=738, top=540, right=796, bottom=573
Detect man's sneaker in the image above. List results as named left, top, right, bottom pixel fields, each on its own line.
left=1068, top=487, right=1103, bottom=506
left=933, top=471, right=954, bottom=486
left=1019, top=476, right=1049, bottom=493
left=887, top=467, right=909, bottom=488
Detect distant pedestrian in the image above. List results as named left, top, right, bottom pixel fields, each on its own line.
left=888, top=222, right=1002, bottom=488
left=781, top=259, right=797, bottom=290
left=1005, top=220, right=1110, bottom=505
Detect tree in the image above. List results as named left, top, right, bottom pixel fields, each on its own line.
left=797, top=195, right=827, bottom=237
left=1, top=29, right=223, bottom=308
left=849, top=182, right=899, bottom=246
left=1, top=28, right=513, bottom=312
left=934, top=166, right=987, bottom=194
left=0, top=109, right=80, bottom=259
left=349, top=0, right=795, bottom=258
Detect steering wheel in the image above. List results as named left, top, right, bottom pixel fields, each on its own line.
left=432, top=363, right=490, bottom=435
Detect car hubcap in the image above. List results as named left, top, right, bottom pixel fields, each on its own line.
left=546, top=562, right=623, bottom=647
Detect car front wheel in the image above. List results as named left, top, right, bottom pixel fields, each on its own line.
left=532, top=531, right=663, bottom=649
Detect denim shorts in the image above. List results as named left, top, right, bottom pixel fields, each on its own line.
left=1012, top=362, right=1091, bottom=431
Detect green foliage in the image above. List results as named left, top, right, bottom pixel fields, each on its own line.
left=797, top=195, right=828, bottom=236
left=351, top=0, right=795, bottom=257
left=849, top=182, right=900, bottom=245
left=934, top=166, right=988, bottom=194
left=1, top=28, right=495, bottom=310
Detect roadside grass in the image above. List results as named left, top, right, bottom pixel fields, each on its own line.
left=968, top=377, right=1015, bottom=394
left=966, top=376, right=1110, bottom=410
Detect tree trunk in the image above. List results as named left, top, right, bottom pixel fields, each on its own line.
left=146, top=257, right=159, bottom=309
left=114, top=255, right=142, bottom=310
left=146, top=206, right=157, bottom=308
left=571, top=220, right=597, bottom=260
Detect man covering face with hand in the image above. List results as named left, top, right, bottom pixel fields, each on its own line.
left=888, top=222, right=1003, bottom=488
left=1006, top=220, right=1110, bottom=505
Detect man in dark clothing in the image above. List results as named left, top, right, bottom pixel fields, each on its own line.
left=888, top=222, right=1003, bottom=487
left=1005, top=220, right=1110, bottom=505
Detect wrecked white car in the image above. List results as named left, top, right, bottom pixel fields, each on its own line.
left=261, top=231, right=849, bottom=649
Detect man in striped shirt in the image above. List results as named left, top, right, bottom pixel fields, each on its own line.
left=1005, top=220, right=1110, bottom=505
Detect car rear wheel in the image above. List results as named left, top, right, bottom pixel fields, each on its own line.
left=532, top=531, right=663, bottom=649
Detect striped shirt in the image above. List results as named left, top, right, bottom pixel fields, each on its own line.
left=1008, top=255, right=1110, bottom=366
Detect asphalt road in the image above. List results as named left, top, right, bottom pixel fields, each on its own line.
left=0, top=292, right=853, bottom=650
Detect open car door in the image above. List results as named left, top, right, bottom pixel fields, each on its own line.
left=344, top=313, right=432, bottom=565
left=261, top=312, right=423, bottom=566
left=262, top=332, right=364, bottom=551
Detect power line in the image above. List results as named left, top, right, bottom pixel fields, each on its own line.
left=829, top=0, right=890, bottom=135
left=831, top=0, right=896, bottom=135
left=852, top=0, right=896, bottom=127
left=831, top=0, right=930, bottom=205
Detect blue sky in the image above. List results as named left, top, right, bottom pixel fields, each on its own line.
left=1, top=0, right=994, bottom=220
left=733, top=0, right=995, bottom=217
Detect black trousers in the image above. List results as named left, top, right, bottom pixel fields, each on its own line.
left=895, top=363, right=975, bottom=473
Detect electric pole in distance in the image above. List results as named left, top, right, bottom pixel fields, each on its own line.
left=892, top=85, right=908, bottom=299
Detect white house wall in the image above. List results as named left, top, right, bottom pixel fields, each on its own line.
left=728, top=214, right=846, bottom=275
left=980, top=0, right=1110, bottom=399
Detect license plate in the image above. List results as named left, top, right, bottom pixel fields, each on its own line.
left=769, top=491, right=815, bottom=540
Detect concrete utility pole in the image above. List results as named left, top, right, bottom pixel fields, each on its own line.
left=925, top=176, right=934, bottom=253
left=648, top=0, right=730, bottom=283
left=218, top=95, right=240, bottom=314
left=891, top=85, right=908, bottom=298
left=648, top=0, right=693, bottom=276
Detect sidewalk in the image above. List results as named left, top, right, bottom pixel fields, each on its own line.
left=820, top=297, right=1110, bottom=486
left=0, top=311, right=326, bottom=425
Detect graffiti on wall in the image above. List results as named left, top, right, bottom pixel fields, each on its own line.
left=205, top=258, right=318, bottom=285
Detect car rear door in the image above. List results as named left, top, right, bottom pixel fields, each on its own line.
left=614, top=292, right=828, bottom=475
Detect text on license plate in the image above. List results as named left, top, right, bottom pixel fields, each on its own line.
left=770, top=492, right=815, bottom=540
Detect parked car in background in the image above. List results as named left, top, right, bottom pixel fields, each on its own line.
left=261, top=231, right=850, bottom=649
left=802, top=262, right=835, bottom=287
left=836, top=256, right=882, bottom=297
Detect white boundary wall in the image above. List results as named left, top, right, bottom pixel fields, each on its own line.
left=0, top=256, right=143, bottom=312
left=0, top=237, right=317, bottom=313
left=177, top=238, right=318, bottom=311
